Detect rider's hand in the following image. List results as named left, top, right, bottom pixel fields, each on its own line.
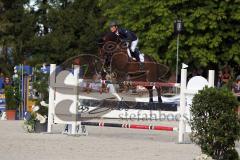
left=126, top=41, right=129, bottom=47
left=120, top=38, right=130, bottom=43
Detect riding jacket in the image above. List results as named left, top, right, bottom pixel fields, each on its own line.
left=115, top=28, right=137, bottom=42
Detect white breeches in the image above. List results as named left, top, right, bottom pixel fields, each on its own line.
left=127, top=39, right=138, bottom=57
left=130, top=39, right=138, bottom=52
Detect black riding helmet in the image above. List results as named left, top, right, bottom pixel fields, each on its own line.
left=236, top=75, right=240, bottom=82
left=109, top=21, right=118, bottom=27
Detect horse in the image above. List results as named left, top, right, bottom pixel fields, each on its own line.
left=98, top=32, right=169, bottom=103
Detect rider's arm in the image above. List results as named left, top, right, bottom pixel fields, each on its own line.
left=118, top=28, right=131, bottom=42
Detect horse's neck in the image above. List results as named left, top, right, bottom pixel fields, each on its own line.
left=104, top=32, right=120, bottom=43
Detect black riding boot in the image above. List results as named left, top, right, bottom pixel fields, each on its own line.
left=131, top=49, right=140, bottom=61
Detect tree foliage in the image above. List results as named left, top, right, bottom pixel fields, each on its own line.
left=100, top=0, right=240, bottom=70
left=0, top=0, right=240, bottom=75
left=0, top=0, right=103, bottom=74
left=0, top=0, right=32, bottom=75
left=28, top=0, right=103, bottom=64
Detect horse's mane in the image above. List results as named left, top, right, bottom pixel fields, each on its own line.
left=102, top=32, right=119, bottom=42
left=98, top=32, right=119, bottom=48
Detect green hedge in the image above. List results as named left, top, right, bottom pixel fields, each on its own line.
left=190, top=87, right=240, bottom=160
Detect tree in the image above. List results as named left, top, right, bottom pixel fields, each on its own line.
left=0, top=0, right=36, bottom=75
left=28, top=0, right=103, bottom=64
left=100, top=0, right=240, bottom=71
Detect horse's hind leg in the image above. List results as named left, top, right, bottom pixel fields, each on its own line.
left=156, top=87, right=162, bottom=103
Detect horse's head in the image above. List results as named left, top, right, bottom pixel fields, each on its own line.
left=97, top=32, right=119, bottom=47
left=98, top=32, right=128, bottom=65
left=98, top=32, right=130, bottom=80
left=102, top=32, right=120, bottom=42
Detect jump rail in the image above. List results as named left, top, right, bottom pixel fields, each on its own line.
left=78, top=121, right=176, bottom=131
left=47, top=64, right=215, bottom=143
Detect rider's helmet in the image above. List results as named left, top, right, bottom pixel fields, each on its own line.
left=236, top=75, right=240, bottom=82
left=109, top=21, right=118, bottom=27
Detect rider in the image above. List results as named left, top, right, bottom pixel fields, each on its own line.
left=109, top=21, right=140, bottom=61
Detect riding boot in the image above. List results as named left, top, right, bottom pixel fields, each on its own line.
left=135, top=54, right=140, bottom=62
left=131, top=50, right=140, bottom=61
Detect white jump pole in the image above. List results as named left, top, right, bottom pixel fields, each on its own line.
left=48, top=64, right=56, bottom=133
left=178, top=69, right=187, bottom=143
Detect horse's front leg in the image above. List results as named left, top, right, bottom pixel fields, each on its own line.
left=156, top=86, right=162, bottom=103
left=146, top=86, right=153, bottom=102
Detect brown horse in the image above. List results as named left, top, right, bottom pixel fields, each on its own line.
left=99, top=32, right=169, bottom=103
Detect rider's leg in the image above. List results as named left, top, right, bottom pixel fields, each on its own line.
left=127, top=48, right=132, bottom=58
left=132, top=50, right=140, bottom=61
left=130, top=39, right=138, bottom=52
left=130, top=39, right=140, bottom=61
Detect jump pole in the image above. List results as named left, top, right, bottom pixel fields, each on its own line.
left=80, top=121, right=176, bottom=131
left=123, top=81, right=180, bottom=87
